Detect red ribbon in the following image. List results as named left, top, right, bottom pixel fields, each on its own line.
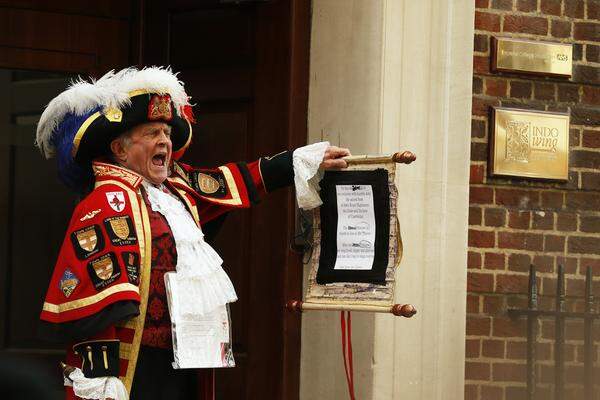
left=341, top=311, right=355, bottom=400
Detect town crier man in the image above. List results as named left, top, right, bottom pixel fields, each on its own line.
left=36, top=67, right=349, bottom=400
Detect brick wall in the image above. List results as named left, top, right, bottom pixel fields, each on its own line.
left=468, top=1, right=600, bottom=399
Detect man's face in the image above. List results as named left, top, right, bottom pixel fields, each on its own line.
left=116, top=122, right=172, bottom=184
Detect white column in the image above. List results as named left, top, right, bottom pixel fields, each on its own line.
left=300, top=0, right=474, bottom=399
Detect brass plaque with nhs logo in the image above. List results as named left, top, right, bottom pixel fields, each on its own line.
left=492, top=37, right=572, bottom=77
left=490, top=108, right=570, bottom=180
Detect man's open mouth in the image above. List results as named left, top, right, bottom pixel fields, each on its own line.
left=152, top=153, right=167, bottom=167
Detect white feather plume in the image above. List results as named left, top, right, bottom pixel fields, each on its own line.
left=35, top=66, right=191, bottom=158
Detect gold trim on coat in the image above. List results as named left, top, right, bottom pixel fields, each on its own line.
left=95, top=179, right=152, bottom=394
left=42, top=283, right=139, bottom=314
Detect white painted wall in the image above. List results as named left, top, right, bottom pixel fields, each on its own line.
left=301, top=1, right=474, bottom=399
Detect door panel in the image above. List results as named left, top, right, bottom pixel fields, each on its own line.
left=0, top=1, right=309, bottom=399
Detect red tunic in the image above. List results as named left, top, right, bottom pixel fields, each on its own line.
left=141, top=189, right=178, bottom=349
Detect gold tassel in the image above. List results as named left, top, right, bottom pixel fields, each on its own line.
left=102, top=345, right=108, bottom=370
left=86, top=346, right=93, bottom=370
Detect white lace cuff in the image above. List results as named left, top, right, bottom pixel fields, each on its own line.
left=64, top=368, right=128, bottom=400
left=293, top=141, right=329, bottom=210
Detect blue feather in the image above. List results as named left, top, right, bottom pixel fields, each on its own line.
left=50, top=108, right=101, bottom=192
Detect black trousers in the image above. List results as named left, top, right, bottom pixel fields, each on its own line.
left=129, top=346, right=197, bottom=400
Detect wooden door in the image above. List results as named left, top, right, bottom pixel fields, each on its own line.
left=142, top=1, right=309, bottom=398
left=0, top=1, right=309, bottom=399
left=0, top=2, right=134, bottom=398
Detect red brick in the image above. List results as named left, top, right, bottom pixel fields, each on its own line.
left=482, top=339, right=504, bottom=358
left=557, top=83, right=579, bottom=103
left=532, top=255, right=553, bottom=272
left=472, top=95, right=497, bottom=117
left=505, top=386, right=527, bottom=400
left=581, top=258, right=600, bottom=276
left=574, top=22, right=600, bottom=41
left=498, top=232, right=543, bottom=251
left=504, top=15, right=548, bottom=35
left=573, top=43, right=583, bottom=61
left=544, top=234, right=565, bottom=252
left=505, top=341, right=526, bottom=360
left=466, top=338, right=480, bottom=358
left=473, top=76, right=483, bottom=95
left=532, top=211, right=554, bottom=230
left=506, top=296, right=528, bottom=309
left=573, top=65, right=600, bottom=85
left=468, top=251, right=482, bottom=269
left=588, top=44, right=600, bottom=63
left=507, top=253, right=530, bottom=272
left=540, top=191, right=563, bottom=209
left=475, top=11, right=501, bottom=32
left=540, top=319, right=555, bottom=340
left=474, top=34, right=489, bottom=53
left=534, top=82, right=555, bottom=101
left=580, top=215, right=600, bottom=233
left=493, top=362, right=526, bottom=382
left=582, top=86, right=600, bottom=105
left=582, top=130, right=600, bottom=148
left=540, top=0, right=561, bottom=15
left=570, top=128, right=580, bottom=147
left=484, top=252, right=505, bottom=270
left=484, top=208, right=505, bottom=227
left=575, top=63, right=600, bottom=85
left=470, top=186, right=494, bottom=204
left=472, top=119, right=486, bottom=138
left=565, top=366, right=584, bottom=385
left=467, top=294, right=480, bottom=313
left=471, top=142, right=487, bottom=162
left=551, top=20, right=571, bottom=39
left=572, top=150, right=600, bottom=168
left=508, top=210, right=530, bottom=229
left=496, top=188, right=538, bottom=208
left=493, top=316, right=526, bottom=337
left=590, top=0, right=600, bottom=20
left=567, top=278, right=585, bottom=296
left=483, top=295, right=504, bottom=314
left=480, top=385, right=503, bottom=400
left=491, top=0, right=513, bottom=10
left=516, top=0, right=536, bottom=12
left=571, top=103, right=600, bottom=125
left=476, top=0, right=490, bottom=8
left=509, top=80, right=532, bottom=99
left=496, top=273, right=529, bottom=293
left=557, top=256, right=577, bottom=274
left=485, top=78, right=507, bottom=97
left=467, top=316, right=491, bottom=336
left=473, top=55, right=491, bottom=75
left=568, top=236, right=600, bottom=255
left=581, top=172, right=600, bottom=190
left=468, top=271, right=494, bottom=292
left=542, top=276, right=556, bottom=295
left=469, top=206, right=482, bottom=226
left=470, top=164, right=485, bottom=184
left=566, top=192, right=600, bottom=211
left=464, top=384, right=478, bottom=400
left=466, top=361, right=490, bottom=380
left=564, top=0, right=584, bottom=18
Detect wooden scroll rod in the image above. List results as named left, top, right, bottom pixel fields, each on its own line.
left=286, top=300, right=417, bottom=318
left=344, top=150, right=417, bottom=166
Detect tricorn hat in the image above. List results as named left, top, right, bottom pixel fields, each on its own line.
left=36, top=66, right=195, bottom=191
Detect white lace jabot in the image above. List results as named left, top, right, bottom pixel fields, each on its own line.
left=143, top=181, right=237, bottom=316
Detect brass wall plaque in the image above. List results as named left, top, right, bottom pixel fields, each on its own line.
left=492, top=37, right=572, bottom=77
left=490, top=108, right=570, bottom=180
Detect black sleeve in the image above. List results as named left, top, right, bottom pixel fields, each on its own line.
left=236, top=162, right=260, bottom=205
left=259, top=150, right=294, bottom=193
left=38, top=300, right=139, bottom=343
